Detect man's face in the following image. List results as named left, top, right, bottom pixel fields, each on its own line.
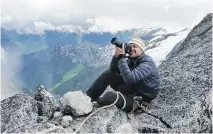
left=129, top=43, right=143, bottom=57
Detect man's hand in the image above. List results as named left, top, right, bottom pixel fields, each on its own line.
left=115, top=47, right=124, bottom=56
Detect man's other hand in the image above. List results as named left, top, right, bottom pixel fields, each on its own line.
left=115, top=47, right=124, bottom=56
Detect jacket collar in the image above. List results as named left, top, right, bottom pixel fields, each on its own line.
left=128, top=54, right=146, bottom=67
left=129, top=53, right=145, bottom=61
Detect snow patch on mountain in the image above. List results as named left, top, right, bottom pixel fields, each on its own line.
left=146, top=28, right=190, bottom=66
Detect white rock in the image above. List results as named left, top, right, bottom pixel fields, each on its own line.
left=60, top=91, right=93, bottom=116
left=61, top=116, right=73, bottom=127
left=53, top=112, right=62, bottom=118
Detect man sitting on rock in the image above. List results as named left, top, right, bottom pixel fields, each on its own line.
left=86, top=37, right=160, bottom=112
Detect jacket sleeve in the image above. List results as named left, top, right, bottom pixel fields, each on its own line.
left=118, top=58, right=153, bottom=84
left=109, top=55, right=119, bottom=72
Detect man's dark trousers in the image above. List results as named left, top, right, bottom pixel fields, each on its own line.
left=86, top=70, right=135, bottom=112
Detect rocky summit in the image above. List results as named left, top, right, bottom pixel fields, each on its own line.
left=1, top=13, right=212, bottom=133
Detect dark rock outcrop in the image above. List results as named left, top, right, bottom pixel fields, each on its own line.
left=34, top=85, right=57, bottom=119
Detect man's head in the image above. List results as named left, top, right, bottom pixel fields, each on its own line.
left=128, top=37, right=145, bottom=57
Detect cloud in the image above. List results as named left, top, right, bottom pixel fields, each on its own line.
left=163, top=4, right=170, bottom=12
left=1, top=47, right=23, bottom=100
left=1, top=0, right=212, bottom=34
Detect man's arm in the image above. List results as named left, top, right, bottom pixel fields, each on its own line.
left=118, top=58, right=153, bottom=84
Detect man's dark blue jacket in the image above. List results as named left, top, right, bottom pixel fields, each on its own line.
left=110, top=54, right=160, bottom=99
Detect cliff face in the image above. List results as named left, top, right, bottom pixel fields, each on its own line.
left=1, top=14, right=212, bottom=133
left=153, top=13, right=212, bottom=133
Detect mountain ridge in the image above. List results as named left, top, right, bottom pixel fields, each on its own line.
left=17, top=27, right=188, bottom=95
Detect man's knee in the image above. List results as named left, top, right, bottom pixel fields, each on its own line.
left=86, top=70, right=114, bottom=102
left=100, top=70, right=113, bottom=80
left=100, top=70, right=121, bottom=89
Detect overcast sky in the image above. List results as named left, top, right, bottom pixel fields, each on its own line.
left=1, top=0, right=212, bottom=34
